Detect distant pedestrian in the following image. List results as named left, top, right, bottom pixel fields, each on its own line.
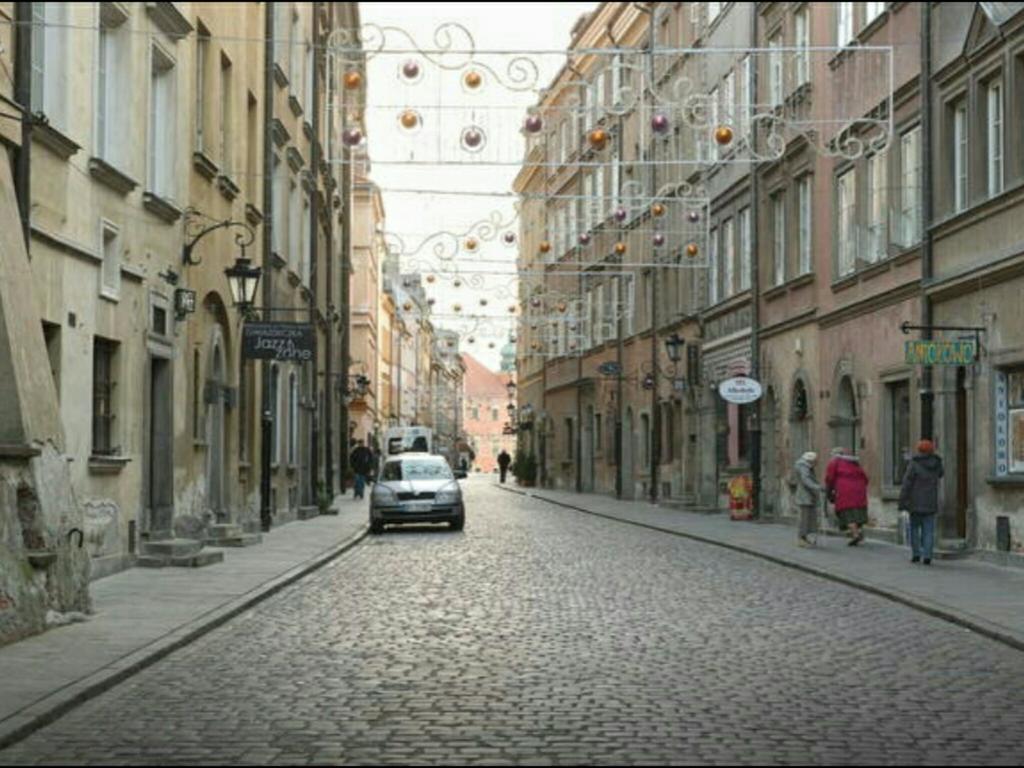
left=497, top=450, right=511, bottom=483
left=825, top=447, right=869, bottom=547
left=350, top=441, right=373, bottom=499
left=792, top=452, right=825, bottom=547
left=899, top=439, right=944, bottom=565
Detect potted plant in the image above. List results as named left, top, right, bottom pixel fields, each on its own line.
left=514, top=452, right=537, bottom=487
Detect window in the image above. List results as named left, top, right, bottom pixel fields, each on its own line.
left=837, top=2, right=854, bottom=45
left=867, top=152, right=887, bottom=261
left=953, top=98, right=968, bottom=212
left=798, top=176, right=812, bottom=275
left=738, top=207, right=751, bottom=291
left=722, top=71, right=735, bottom=137
left=987, top=79, right=1003, bottom=197
left=195, top=26, right=209, bottom=152
left=866, top=1, right=886, bottom=25
left=772, top=193, right=786, bottom=286
left=42, top=322, right=61, bottom=398
left=220, top=53, right=233, bottom=172
left=92, top=338, right=118, bottom=456
left=998, top=370, right=1024, bottom=474
left=290, top=7, right=301, bottom=90
left=643, top=270, right=654, bottom=329
left=768, top=33, right=783, bottom=106
left=708, top=2, right=721, bottom=24
left=97, top=3, right=130, bottom=164
left=611, top=53, right=623, bottom=108
left=270, top=365, right=280, bottom=465
left=304, top=39, right=313, bottom=112
left=708, top=228, right=719, bottom=304
left=100, top=220, right=120, bottom=298
left=31, top=3, right=68, bottom=129
left=302, top=192, right=311, bottom=285
left=722, top=217, right=734, bottom=298
left=149, top=45, right=176, bottom=200
left=837, top=169, right=856, bottom=276
left=886, top=380, right=911, bottom=486
left=899, top=127, right=921, bottom=245
left=709, top=85, right=720, bottom=159
left=559, top=119, right=568, bottom=165
left=288, top=371, right=298, bottom=465
left=795, top=7, right=809, bottom=87
left=624, top=275, right=635, bottom=337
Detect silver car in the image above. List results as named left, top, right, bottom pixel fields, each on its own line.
left=369, top=454, right=465, bottom=534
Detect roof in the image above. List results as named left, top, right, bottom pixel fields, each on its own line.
left=461, top=353, right=511, bottom=399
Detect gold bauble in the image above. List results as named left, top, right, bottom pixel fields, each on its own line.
left=343, top=71, right=363, bottom=90
left=400, top=110, right=420, bottom=130
left=464, top=70, right=483, bottom=89
left=714, top=125, right=734, bottom=145
left=588, top=128, right=608, bottom=150
left=539, top=241, right=551, bottom=254
left=686, top=243, right=699, bottom=257
left=614, top=242, right=627, bottom=255
left=652, top=203, right=666, bottom=217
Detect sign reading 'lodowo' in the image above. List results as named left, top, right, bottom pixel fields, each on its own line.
left=718, top=376, right=763, bottom=404
left=242, top=322, right=316, bottom=362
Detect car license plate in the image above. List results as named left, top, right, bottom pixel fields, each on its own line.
left=406, top=503, right=432, bottom=513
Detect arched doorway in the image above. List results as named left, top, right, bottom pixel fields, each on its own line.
left=622, top=407, right=635, bottom=499
left=583, top=405, right=595, bottom=492
left=206, top=334, right=228, bottom=522
left=831, top=375, right=858, bottom=453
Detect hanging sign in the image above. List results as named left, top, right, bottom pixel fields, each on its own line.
left=597, top=361, right=622, bottom=377
left=718, top=376, right=763, bottom=404
left=242, top=322, right=316, bottom=362
left=904, top=340, right=977, bottom=366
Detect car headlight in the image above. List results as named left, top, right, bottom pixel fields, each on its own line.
left=372, top=485, right=398, bottom=504
left=435, top=483, right=461, bottom=505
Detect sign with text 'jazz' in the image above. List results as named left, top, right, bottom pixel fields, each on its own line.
left=904, top=340, right=977, bottom=367
left=243, top=322, right=316, bottom=362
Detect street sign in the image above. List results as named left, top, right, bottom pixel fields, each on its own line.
left=718, top=376, right=763, bottom=404
left=242, top=322, right=316, bottom=362
left=904, top=339, right=977, bottom=366
left=597, top=361, right=622, bottom=377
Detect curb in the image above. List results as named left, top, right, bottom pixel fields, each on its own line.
left=0, top=525, right=370, bottom=751
left=499, top=485, right=1024, bottom=655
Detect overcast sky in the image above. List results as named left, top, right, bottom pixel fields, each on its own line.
left=358, top=2, right=596, bottom=371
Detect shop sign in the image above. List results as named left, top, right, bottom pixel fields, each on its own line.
left=904, top=340, right=977, bottom=366
left=242, top=322, right=316, bottom=362
left=597, top=361, right=622, bottom=377
left=718, top=376, right=763, bottom=404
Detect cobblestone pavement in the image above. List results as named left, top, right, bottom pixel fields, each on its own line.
left=3, top=480, right=1024, bottom=766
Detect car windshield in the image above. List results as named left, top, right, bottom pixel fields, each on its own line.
left=382, top=459, right=453, bottom=482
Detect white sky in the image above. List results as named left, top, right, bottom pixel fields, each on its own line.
left=358, top=2, right=596, bottom=371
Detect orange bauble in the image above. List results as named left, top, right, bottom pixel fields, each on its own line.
left=539, top=241, right=551, bottom=254
left=714, top=125, right=734, bottom=145
left=614, top=242, right=627, bottom=255
left=652, top=203, right=666, bottom=217
left=464, top=70, right=483, bottom=89
left=686, top=243, right=699, bottom=257
left=588, top=128, right=609, bottom=150
left=400, top=110, right=420, bottom=130
left=557, top=301, right=568, bottom=313
left=402, top=302, right=412, bottom=311
left=343, top=71, right=363, bottom=90
left=465, top=238, right=478, bottom=251
left=426, top=274, right=436, bottom=283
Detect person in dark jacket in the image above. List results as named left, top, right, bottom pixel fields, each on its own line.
left=899, top=439, right=944, bottom=565
left=497, top=450, right=512, bottom=483
left=350, top=440, right=374, bottom=499
left=825, top=447, right=869, bottom=546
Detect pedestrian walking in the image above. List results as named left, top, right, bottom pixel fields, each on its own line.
left=497, top=449, right=511, bottom=484
left=349, top=440, right=373, bottom=499
left=825, top=447, right=869, bottom=547
left=792, top=452, right=825, bottom=547
left=899, top=439, right=944, bottom=565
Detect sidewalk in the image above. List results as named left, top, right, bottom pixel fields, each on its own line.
left=0, top=495, right=369, bottom=749
left=503, top=485, right=1024, bottom=653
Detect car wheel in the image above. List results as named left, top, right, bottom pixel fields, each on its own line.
left=370, top=518, right=385, bottom=535
left=449, top=515, right=465, bottom=532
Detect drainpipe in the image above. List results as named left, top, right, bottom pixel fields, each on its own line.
left=323, top=9, right=335, bottom=496
left=748, top=4, right=763, bottom=519
left=259, top=5, right=275, bottom=532
left=645, top=6, right=659, bottom=505
left=338, top=81, right=352, bottom=495
left=920, top=2, right=934, bottom=441
left=14, top=1, right=32, bottom=248
left=309, top=4, right=320, bottom=503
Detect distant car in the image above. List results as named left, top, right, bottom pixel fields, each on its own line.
left=370, top=453, right=465, bottom=534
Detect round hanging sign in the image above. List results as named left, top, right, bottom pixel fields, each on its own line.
left=718, top=376, right=763, bottom=404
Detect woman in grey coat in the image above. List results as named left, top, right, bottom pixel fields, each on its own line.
left=793, top=451, right=825, bottom=547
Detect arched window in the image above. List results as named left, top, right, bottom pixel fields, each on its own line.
left=790, top=377, right=811, bottom=458
left=832, top=375, right=858, bottom=452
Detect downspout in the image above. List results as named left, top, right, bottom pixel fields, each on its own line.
left=309, top=4, right=320, bottom=503
left=645, top=5, right=659, bottom=505
left=338, top=31, right=354, bottom=494
left=323, top=7, right=334, bottom=496
left=260, top=4, right=275, bottom=531
left=14, top=1, right=32, bottom=248
left=920, top=2, right=934, bottom=440
left=749, top=4, right=762, bottom=519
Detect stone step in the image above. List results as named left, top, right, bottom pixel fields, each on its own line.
left=168, top=549, right=224, bottom=568
left=212, top=533, right=262, bottom=548
left=297, top=506, right=320, bottom=521
left=142, top=538, right=204, bottom=559
left=207, top=523, right=244, bottom=540
left=137, top=555, right=168, bottom=569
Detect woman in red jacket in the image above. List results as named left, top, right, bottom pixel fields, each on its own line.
left=825, top=447, right=869, bottom=546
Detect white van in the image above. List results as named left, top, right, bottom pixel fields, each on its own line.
left=383, top=426, right=433, bottom=458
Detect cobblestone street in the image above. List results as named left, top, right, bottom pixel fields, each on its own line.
left=3, top=479, right=1024, bottom=766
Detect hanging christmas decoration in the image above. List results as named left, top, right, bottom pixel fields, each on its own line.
left=688, top=210, right=701, bottom=223
left=557, top=301, right=568, bottom=313
left=714, top=126, right=734, bottom=145
left=686, top=243, right=699, bottom=257
left=488, top=342, right=496, bottom=349
left=530, top=298, right=542, bottom=308
left=503, top=232, right=516, bottom=244
left=461, top=126, right=485, bottom=151
left=653, top=233, right=666, bottom=247
left=524, top=115, right=543, bottom=133
left=652, top=203, right=666, bottom=217
left=614, top=207, right=628, bottom=223
left=453, top=304, right=462, bottom=312
left=508, top=305, right=517, bottom=313
left=343, top=71, right=363, bottom=90
left=426, top=274, right=436, bottom=283
left=651, top=113, right=670, bottom=133
left=614, top=242, right=627, bottom=255
left=479, top=298, right=488, bottom=306
left=463, top=70, right=483, bottom=89
left=588, top=128, right=609, bottom=150
left=464, top=237, right=478, bottom=251
left=427, top=297, right=436, bottom=305
left=539, top=241, right=551, bottom=254
left=402, top=301, right=413, bottom=311
left=578, top=233, right=591, bottom=246
left=400, top=110, right=421, bottom=130
left=401, top=60, right=421, bottom=80
left=342, top=128, right=363, bottom=147
left=453, top=279, right=462, bottom=288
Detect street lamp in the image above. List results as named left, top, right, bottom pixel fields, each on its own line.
left=225, top=256, right=262, bottom=313
left=506, top=378, right=516, bottom=400
left=664, top=333, right=685, bottom=365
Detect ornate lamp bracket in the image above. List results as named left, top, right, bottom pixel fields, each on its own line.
left=182, top=207, right=256, bottom=267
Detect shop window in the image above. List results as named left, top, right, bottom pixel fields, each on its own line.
left=885, top=379, right=911, bottom=486
left=995, top=369, right=1024, bottom=475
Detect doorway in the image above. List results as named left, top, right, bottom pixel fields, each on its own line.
left=206, top=342, right=227, bottom=521
left=954, top=366, right=968, bottom=539
left=147, top=357, right=174, bottom=538
left=622, top=407, right=635, bottom=499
